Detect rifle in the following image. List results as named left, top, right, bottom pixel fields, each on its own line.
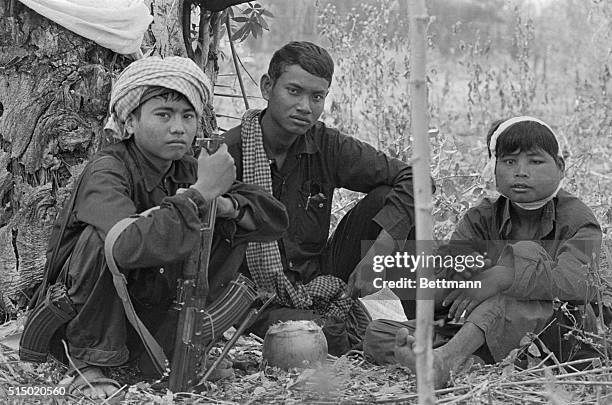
left=199, top=293, right=275, bottom=384
left=169, top=134, right=223, bottom=392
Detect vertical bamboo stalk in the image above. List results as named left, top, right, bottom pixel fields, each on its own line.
left=226, top=13, right=250, bottom=110
left=407, top=1, right=435, bottom=404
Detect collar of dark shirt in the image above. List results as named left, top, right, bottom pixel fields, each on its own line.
left=127, top=140, right=195, bottom=193
left=498, top=194, right=557, bottom=239
left=257, top=109, right=319, bottom=157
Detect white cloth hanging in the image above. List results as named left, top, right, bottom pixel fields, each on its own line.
left=18, top=0, right=153, bottom=55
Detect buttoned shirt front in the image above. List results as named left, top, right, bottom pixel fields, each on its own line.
left=225, top=116, right=415, bottom=282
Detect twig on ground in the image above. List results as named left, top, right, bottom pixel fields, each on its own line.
left=0, top=348, right=17, bottom=379
left=248, top=333, right=263, bottom=344
left=491, top=389, right=548, bottom=404
left=515, top=357, right=599, bottom=378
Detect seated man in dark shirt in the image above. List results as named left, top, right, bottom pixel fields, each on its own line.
left=21, top=56, right=288, bottom=399
left=364, top=117, right=602, bottom=388
left=224, top=41, right=417, bottom=354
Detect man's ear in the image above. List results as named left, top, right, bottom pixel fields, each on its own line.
left=260, top=74, right=273, bottom=101
left=556, top=155, right=566, bottom=176
left=124, top=113, right=137, bottom=136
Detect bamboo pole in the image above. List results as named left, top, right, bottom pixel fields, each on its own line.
left=226, top=13, right=250, bottom=110
left=407, top=1, right=435, bottom=404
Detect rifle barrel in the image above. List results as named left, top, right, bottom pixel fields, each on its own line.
left=169, top=133, right=224, bottom=392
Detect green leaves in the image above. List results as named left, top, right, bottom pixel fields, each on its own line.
left=228, top=2, right=274, bottom=42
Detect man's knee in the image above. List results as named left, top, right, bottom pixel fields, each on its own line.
left=340, top=185, right=392, bottom=235
left=353, top=185, right=414, bottom=243
left=507, top=241, right=552, bottom=272
left=361, top=185, right=392, bottom=211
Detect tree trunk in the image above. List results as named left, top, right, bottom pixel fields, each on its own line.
left=0, top=0, right=222, bottom=317
left=0, top=2, right=124, bottom=316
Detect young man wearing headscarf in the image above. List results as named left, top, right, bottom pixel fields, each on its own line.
left=224, top=42, right=418, bottom=355
left=23, top=56, right=288, bottom=399
left=364, top=116, right=602, bottom=388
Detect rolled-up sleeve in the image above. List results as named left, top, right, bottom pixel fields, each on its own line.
left=331, top=132, right=416, bottom=241
left=499, top=224, right=601, bottom=302
left=217, top=182, right=289, bottom=245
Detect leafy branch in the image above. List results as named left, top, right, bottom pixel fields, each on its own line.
left=228, top=2, right=274, bottom=42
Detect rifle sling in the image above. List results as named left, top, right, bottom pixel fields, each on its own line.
left=104, top=213, right=169, bottom=376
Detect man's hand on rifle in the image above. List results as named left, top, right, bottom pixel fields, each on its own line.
left=191, top=143, right=236, bottom=201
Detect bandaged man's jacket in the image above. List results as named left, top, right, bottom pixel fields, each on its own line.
left=448, top=189, right=602, bottom=360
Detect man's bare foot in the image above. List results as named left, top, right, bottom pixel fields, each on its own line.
left=205, top=357, right=235, bottom=381
left=59, top=365, right=125, bottom=401
left=394, top=328, right=466, bottom=389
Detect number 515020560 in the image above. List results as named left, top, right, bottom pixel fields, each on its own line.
left=7, top=386, right=66, bottom=397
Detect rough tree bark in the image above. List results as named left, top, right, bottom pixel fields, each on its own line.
left=0, top=0, right=224, bottom=318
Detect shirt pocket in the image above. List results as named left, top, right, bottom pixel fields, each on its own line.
left=294, top=181, right=333, bottom=250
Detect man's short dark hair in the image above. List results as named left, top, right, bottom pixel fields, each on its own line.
left=267, top=41, right=334, bottom=85
left=486, top=119, right=560, bottom=161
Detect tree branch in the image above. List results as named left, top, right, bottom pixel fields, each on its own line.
left=226, top=13, right=249, bottom=109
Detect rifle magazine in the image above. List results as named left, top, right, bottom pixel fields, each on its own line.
left=19, top=283, right=76, bottom=363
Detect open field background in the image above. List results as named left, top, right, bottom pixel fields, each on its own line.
left=214, top=0, right=612, bottom=241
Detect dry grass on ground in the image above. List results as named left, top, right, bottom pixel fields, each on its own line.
left=1, top=322, right=612, bottom=405
left=1, top=252, right=610, bottom=404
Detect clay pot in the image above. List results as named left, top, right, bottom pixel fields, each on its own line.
left=262, top=320, right=328, bottom=369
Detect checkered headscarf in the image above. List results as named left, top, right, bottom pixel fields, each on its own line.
left=104, top=56, right=212, bottom=139
left=241, top=109, right=355, bottom=320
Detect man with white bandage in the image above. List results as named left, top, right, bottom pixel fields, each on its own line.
left=22, top=56, right=288, bottom=399
left=364, top=116, right=603, bottom=388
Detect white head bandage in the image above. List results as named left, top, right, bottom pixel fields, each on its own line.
left=481, top=116, right=564, bottom=210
